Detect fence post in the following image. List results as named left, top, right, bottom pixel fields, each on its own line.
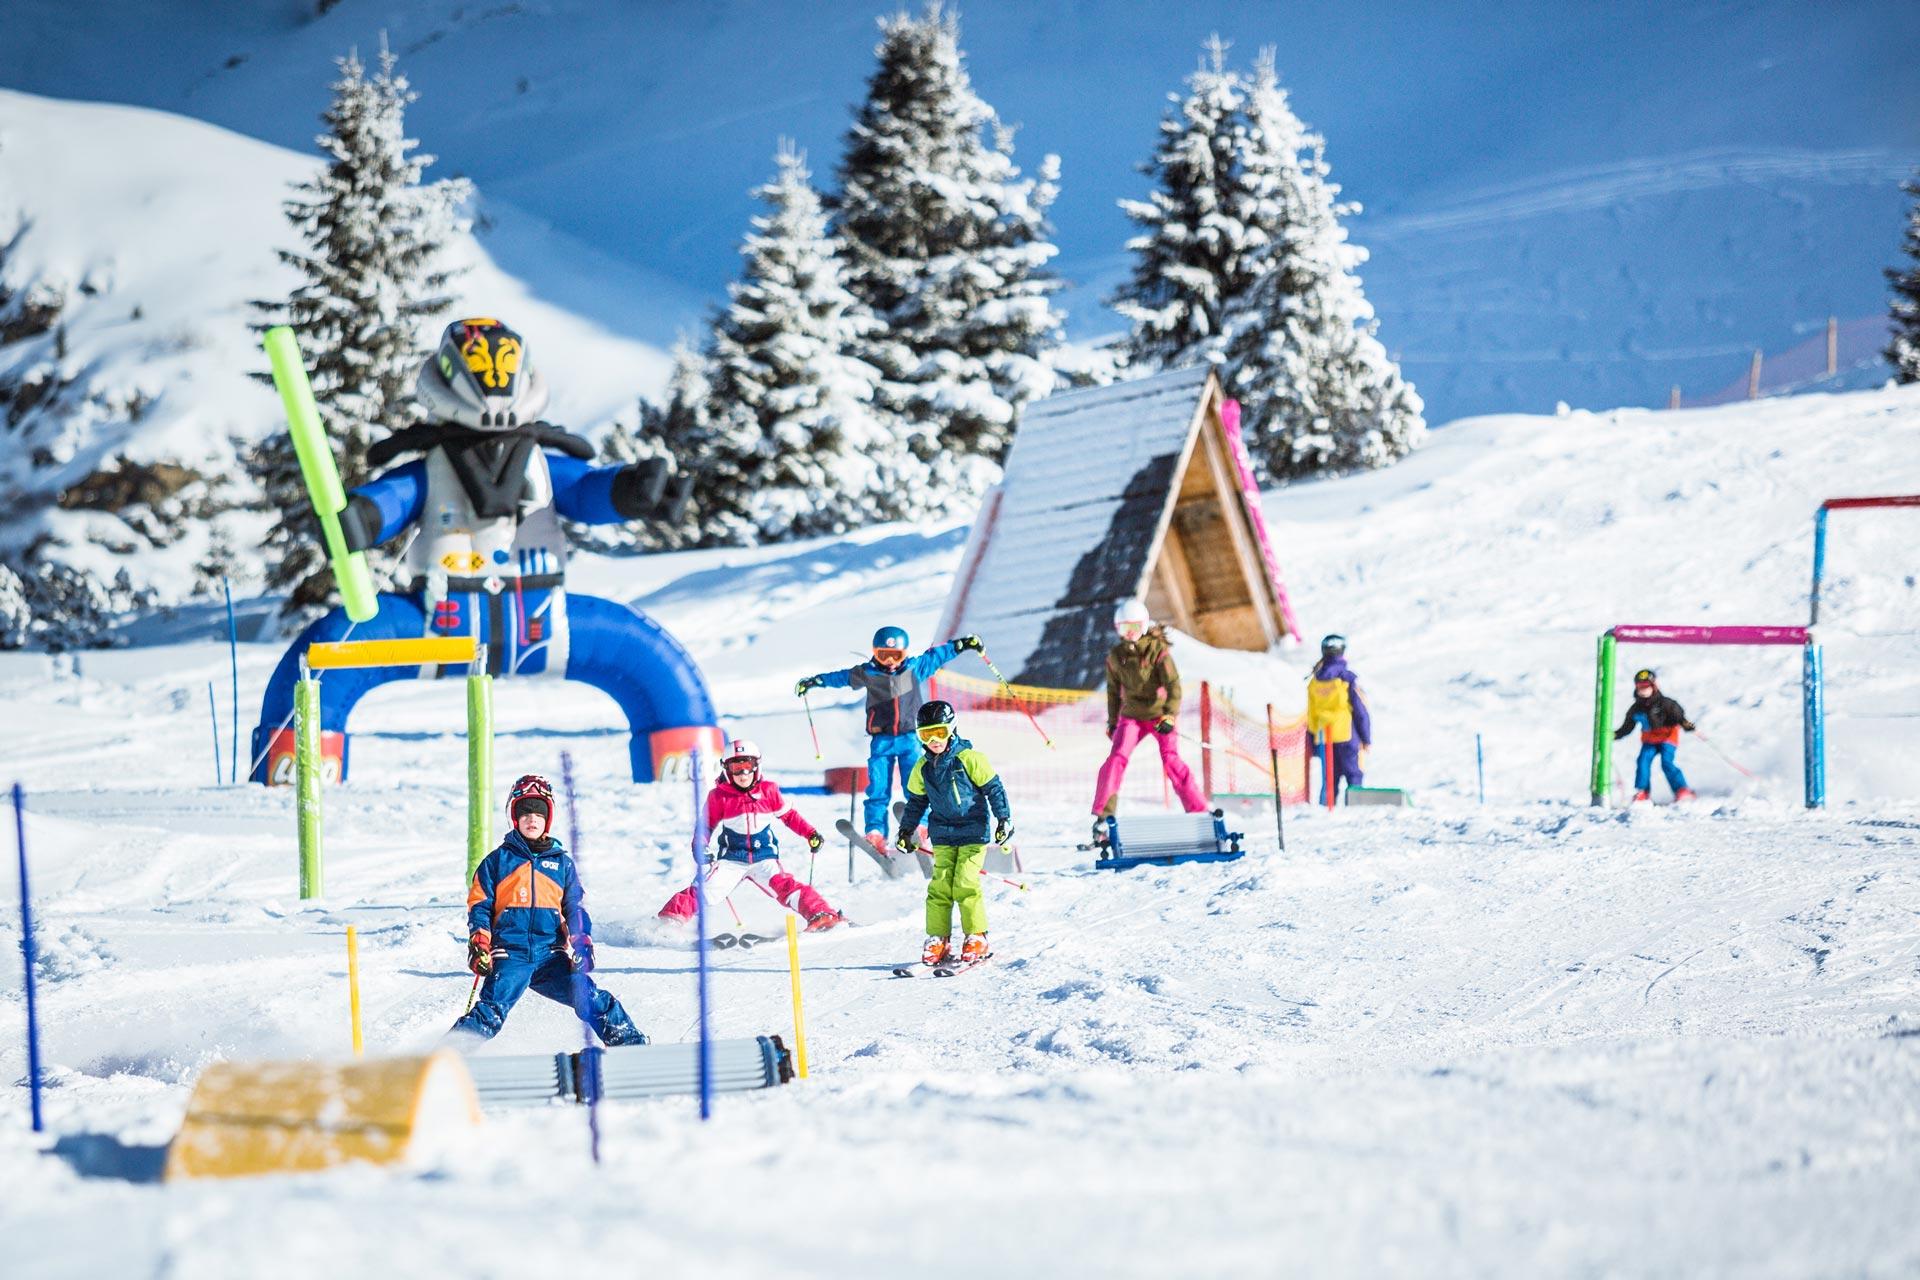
left=1588, top=632, right=1617, bottom=806
left=1199, top=681, right=1214, bottom=800
left=1826, top=316, right=1838, bottom=378
left=1668, top=385, right=1681, bottom=410
left=295, top=669, right=323, bottom=899
left=1747, top=349, right=1762, bottom=400
left=466, top=661, right=493, bottom=882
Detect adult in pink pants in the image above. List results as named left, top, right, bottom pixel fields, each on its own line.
left=1091, top=601, right=1208, bottom=840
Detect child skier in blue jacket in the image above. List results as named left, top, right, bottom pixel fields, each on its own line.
left=449, top=774, right=647, bottom=1045
left=796, top=625, right=980, bottom=850
left=896, top=700, right=1012, bottom=968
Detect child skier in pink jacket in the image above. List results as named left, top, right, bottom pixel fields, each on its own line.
left=657, top=739, right=844, bottom=931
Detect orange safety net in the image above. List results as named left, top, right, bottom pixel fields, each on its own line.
left=926, top=670, right=1310, bottom=812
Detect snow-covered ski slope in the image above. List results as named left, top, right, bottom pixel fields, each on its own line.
left=3, top=386, right=1919, bottom=1276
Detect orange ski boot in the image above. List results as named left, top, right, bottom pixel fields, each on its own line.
left=921, top=935, right=951, bottom=967
left=961, top=933, right=990, bottom=964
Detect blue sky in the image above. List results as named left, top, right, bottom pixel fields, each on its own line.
left=7, top=0, right=1918, bottom=419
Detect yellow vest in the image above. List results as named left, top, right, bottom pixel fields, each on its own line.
left=1305, top=678, right=1354, bottom=743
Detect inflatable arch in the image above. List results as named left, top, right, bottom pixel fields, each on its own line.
left=251, top=591, right=719, bottom=785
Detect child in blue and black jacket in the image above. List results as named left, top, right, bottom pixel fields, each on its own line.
left=448, top=773, right=647, bottom=1045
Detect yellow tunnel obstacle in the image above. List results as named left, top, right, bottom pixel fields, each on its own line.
left=165, top=1050, right=483, bottom=1181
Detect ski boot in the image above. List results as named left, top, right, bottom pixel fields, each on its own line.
left=1674, top=788, right=1697, bottom=802
left=864, top=831, right=891, bottom=856
left=805, top=909, right=844, bottom=933
left=1090, top=816, right=1111, bottom=850
left=921, top=934, right=951, bottom=967
left=961, top=933, right=990, bottom=964
left=1631, top=790, right=1650, bottom=803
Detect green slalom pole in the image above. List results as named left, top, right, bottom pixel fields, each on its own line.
left=466, top=667, right=494, bottom=881
left=262, top=326, right=377, bottom=623
left=295, top=673, right=323, bottom=899
left=1588, top=631, right=1617, bottom=806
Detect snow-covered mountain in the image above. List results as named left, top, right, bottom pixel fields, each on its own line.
left=2, top=383, right=1916, bottom=1275
left=0, top=88, right=673, bottom=607
left=6, top=0, right=1916, bottom=420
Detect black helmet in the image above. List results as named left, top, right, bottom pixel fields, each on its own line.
left=1320, top=634, right=1347, bottom=658
left=916, top=700, right=956, bottom=731
left=1634, top=668, right=1657, bottom=686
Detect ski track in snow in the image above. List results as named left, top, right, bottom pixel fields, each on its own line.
left=3, top=387, right=1920, bottom=1275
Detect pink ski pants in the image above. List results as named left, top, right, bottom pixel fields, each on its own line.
left=1092, top=715, right=1209, bottom=816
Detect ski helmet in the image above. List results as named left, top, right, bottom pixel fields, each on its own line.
left=1634, top=668, right=1657, bottom=687
left=1320, top=634, right=1348, bottom=659
left=872, top=625, right=909, bottom=651
left=415, top=317, right=550, bottom=430
left=721, top=739, right=761, bottom=786
left=915, top=699, right=957, bottom=742
left=1113, top=599, right=1150, bottom=632
left=506, top=773, right=556, bottom=827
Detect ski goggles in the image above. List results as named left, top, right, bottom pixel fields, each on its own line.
left=873, top=647, right=906, bottom=666
left=723, top=757, right=758, bottom=775
left=915, top=724, right=953, bottom=746
left=1115, top=621, right=1144, bottom=639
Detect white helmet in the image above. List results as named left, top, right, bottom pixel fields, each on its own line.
left=722, top=739, right=761, bottom=766
left=1113, top=598, right=1150, bottom=631
left=414, top=317, right=550, bottom=430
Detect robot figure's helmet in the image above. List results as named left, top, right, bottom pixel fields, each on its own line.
left=416, top=317, right=550, bottom=430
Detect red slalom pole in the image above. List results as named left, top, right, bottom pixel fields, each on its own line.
left=977, top=650, right=1054, bottom=750
left=801, top=691, right=822, bottom=761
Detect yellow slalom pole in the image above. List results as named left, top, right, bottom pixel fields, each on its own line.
left=345, top=926, right=364, bottom=1058
left=783, top=914, right=810, bottom=1079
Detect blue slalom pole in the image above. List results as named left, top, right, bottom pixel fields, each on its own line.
left=1475, top=733, right=1485, bottom=804
left=558, top=751, right=602, bottom=1165
left=1803, top=642, right=1827, bottom=809
left=1809, top=505, right=1830, bottom=626
left=223, top=577, right=239, bottom=786
left=691, top=752, right=712, bottom=1120
left=207, top=682, right=223, bottom=786
left=14, top=783, right=44, bottom=1133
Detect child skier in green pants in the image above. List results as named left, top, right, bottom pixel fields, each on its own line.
left=896, top=700, right=1012, bottom=968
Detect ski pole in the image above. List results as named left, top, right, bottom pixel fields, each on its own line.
left=463, top=972, right=482, bottom=1016
left=1691, top=727, right=1758, bottom=779
left=902, top=838, right=1027, bottom=892
left=801, top=691, right=822, bottom=761
left=977, top=650, right=1054, bottom=749
left=1266, top=703, right=1286, bottom=853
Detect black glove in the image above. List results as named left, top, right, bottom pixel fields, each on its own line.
left=1155, top=717, right=1175, bottom=735
left=992, top=819, right=1014, bottom=845
left=806, top=832, right=824, bottom=852
left=894, top=828, right=916, bottom=852
left=338, top=493, right=382, bottom=553
left=1682, top=721, right=1697, bottom=732
left=1105, top=724, right=1117, bottom=739
left=609, top=457, right=672, bottom=519
left=1613, top=728, right=1631, bottom=741
left=956, top=634, right=984, bottom=653
left=468, top=931, right=496, bottom=976
left=570, top=935, right=596, bottom=974
left=795, top=676, right=821, bottom=696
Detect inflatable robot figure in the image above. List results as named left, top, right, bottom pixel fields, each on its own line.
left=252, top=317, right=721, bottom=785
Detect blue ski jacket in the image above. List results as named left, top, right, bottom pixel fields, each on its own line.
left=898, top=735, right=1010, bottom=847
left=466, top=829, right=590, bottom=956
left=807, top=641, right=964, bottom=737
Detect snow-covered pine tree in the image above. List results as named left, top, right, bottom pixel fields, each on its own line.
left=1108, top=37, right=1254, bottom=371
left=708, top=143, right=906, bottom=540
left=1221, top=50, right=1423, bottom=478
left=1888, top=170, right=1920, bottom=384
left=248, top=43, right=470, bottom=613
left=834, top=3, right=1065, bottom=498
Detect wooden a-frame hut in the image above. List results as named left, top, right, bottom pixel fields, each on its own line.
left=937, top=365, right=1300, bottom=691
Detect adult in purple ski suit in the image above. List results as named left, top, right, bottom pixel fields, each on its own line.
left=1305, top=636, right=1371, bottom=803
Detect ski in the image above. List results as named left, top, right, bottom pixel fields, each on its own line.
left=890, top=952, right=992, bottom=978
left=836, top=817, right=911, bottom=879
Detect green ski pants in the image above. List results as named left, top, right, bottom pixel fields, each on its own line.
left=926, top=842, right=987, bottom=937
